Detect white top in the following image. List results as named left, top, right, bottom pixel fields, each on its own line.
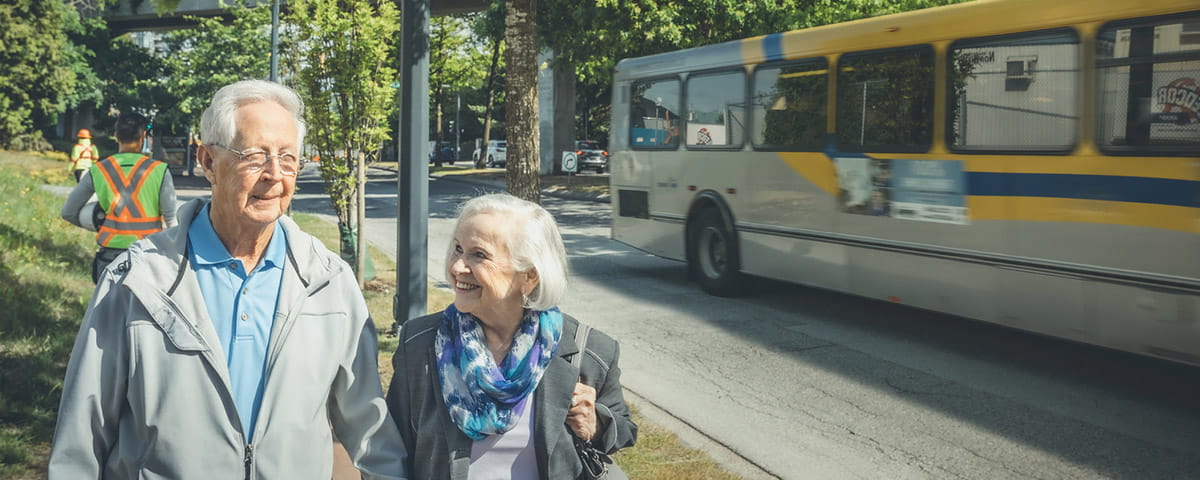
left=469, top=396, right=539, bottom=480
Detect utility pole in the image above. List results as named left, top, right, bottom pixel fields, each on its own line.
left=395, top=0, right=431, bottom=328
left=270, top=0, right=280, bottom=82
left=455, top=88, right=461, bottom=162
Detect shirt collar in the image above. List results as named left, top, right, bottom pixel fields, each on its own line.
left=188, top=204, right=287, bottom=271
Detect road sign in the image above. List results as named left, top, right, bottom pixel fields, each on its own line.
left=562, top=151, right=578, bottom=173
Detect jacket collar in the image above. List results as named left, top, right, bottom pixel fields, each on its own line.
left=119, top=198, right=345, bottom=388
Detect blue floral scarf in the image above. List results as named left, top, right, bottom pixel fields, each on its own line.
left=435, top=304, right=563, bottom=440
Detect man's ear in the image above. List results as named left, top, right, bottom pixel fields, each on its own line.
left=198, top=145, right=218, bottom=182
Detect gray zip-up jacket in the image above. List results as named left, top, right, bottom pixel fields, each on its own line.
left=48, top=198, right=408, bottom=479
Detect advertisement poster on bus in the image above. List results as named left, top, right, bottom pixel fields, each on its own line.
left=834, top=156, right=968, bottom=224
left=1151, top=72, right=1200, bottom=142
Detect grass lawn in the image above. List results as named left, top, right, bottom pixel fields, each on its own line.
left=0, top=151, right=95, bottom=479
left=0, top=150, right=744, bottom=480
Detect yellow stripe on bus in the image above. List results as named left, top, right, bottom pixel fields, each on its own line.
left=969, top=196, right=1198, bottom=233
left=778, top=152, right=839, bottom=197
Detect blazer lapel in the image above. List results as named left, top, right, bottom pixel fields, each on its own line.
left=433, top=343, right=475, bottom=479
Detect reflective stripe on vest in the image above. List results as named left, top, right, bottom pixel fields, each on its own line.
left=94, top=155, right=165, bottom=247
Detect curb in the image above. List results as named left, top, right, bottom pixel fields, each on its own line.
left=622, top=388, right=780, bottom=480
left=377, top=165, right=611, bottom=204
left=433, top=172, right=611, bottom=204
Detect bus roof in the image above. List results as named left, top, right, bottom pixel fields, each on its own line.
left=614, top=0, right=1197, bottom=80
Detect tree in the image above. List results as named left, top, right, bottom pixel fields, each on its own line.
left=428, top=14, right=486, bottom=166
left=504, top=0, right=539, bottom=202
left=158, top=4, right=272, bottom=133
left=0, top=0, right=85, bottom=149
left=471, top=2, right=506, bottom=168
left=288, top=0, right=399, bottom=285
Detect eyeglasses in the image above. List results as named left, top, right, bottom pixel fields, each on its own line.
left=208, top=144, right=301, bottom=176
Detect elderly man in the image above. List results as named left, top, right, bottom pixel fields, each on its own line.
left=48, top=80, right=408, bottom=479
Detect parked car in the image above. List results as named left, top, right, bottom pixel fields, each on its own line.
left=429, top=141, right=455, bottom=165
left=574, top=140, right=608, bottom=173
left=474, top=140, right=506, bottom=168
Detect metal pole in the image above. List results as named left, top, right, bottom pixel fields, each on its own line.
left=455, top=90, right=461, bottom=163
left=270, top=0, right=280, bottom=82
left=394, top=0, right=431, bottom=328
left=860, top=82, right=867, bottom=145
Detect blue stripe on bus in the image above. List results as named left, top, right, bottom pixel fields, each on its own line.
left=763, top=33, right=785, bottom=62
left=967, top=172, right=1200, bottom=208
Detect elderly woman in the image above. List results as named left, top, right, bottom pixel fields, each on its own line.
left=387, top=193, right=636, bottom=479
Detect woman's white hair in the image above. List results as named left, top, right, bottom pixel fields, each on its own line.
left=446, top=193, right=569, bottom=311
left=200, top=80, right=306, bottom=148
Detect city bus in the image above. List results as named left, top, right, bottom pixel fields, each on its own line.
left=607, top=0, right=1200, bottom=366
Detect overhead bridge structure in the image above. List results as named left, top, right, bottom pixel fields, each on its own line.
left=104, top=0, right=482, bottom=32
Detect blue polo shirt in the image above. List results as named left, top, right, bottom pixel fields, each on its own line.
left=188, top=204, right=287, bottom=441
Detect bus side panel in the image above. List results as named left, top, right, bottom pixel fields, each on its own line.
left=1094, top=284, right=1200, bottom=365
left=849, top=244, right=998, bottom=323
left=832, top=192, right=1006, bottom=325
left=1008, top=219, right=1200, bottom=280
left=742, top=153, right=848, bottom=292
left=994, top=268, right=1090, bottom=340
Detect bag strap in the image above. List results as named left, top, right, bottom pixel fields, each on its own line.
left=571, top=322, right=592, bottom=369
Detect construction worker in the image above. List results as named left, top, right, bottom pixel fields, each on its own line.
left=69, top=129, right=100, bottom=182
left=60, top=112, right=178, bottom=283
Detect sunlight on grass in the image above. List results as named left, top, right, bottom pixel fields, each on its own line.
left=0, top=150, right=96, bottom=479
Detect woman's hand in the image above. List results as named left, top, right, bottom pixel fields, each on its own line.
left=567, top=382, right=598, bottom=441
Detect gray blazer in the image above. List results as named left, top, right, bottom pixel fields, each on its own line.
left=387, top=312, right=637, bottom=480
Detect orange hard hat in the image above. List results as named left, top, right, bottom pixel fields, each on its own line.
left=77, top=129, right=92, bottom=139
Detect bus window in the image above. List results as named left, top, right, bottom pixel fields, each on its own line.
left=631, top=77, right=682, bottom=149
left=685, top=70, right=746, bottom=148
left=836, top=46, right=934, bottom=152
left=948, top=30, right=1079, bottom=152
left=1097, top=14, right=1200, bottom=155
left=752, top=59, right=828, bottom=151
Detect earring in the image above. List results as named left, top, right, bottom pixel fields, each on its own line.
left=522, top=294, right=529, bottom=307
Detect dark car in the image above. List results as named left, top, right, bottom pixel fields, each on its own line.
left=574, top=140, right=608, bottom=174
left=429, top=141, right=455, bottom=165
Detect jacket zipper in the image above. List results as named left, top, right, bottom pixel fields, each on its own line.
left=244, top=444, right=254, bottom=479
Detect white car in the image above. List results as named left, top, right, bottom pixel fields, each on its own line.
left=472, top=140, right=507, bottom=168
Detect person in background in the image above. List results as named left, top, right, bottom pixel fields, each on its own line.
left=48, top=80, right=409, bottom=479
left=68, top=128, right=100, bottom=182
left=60, top=112, right=177, bottom=283
left=185, top=135, right=200, bottom=176
left=387, top=193, right=637, bottom=479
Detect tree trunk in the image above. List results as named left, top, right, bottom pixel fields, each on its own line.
left=355, top=150, right=366, bottom=287
left=504, top=0, right=539, bottom=203
left=478, top=36, right=502, bottom=169
left=434, top=97, right=444, bottom=167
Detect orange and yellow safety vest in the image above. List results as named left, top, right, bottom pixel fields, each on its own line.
left=71, top=143, right=99, bottom=172
left=90, top=154, right=168, bottom=249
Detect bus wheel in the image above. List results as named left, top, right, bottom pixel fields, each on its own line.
left=689, top=209, right=743, bottom=296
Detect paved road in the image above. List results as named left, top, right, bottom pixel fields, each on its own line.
left=182, top=168, right=1200, bottom=479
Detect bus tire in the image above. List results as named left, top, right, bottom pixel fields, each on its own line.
left=688, top=208, right=743, bottom=296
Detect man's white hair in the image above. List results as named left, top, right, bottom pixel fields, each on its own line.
left=200, top=80, right=306, bottom=148
left=446, top=193, right=569, bottom=311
